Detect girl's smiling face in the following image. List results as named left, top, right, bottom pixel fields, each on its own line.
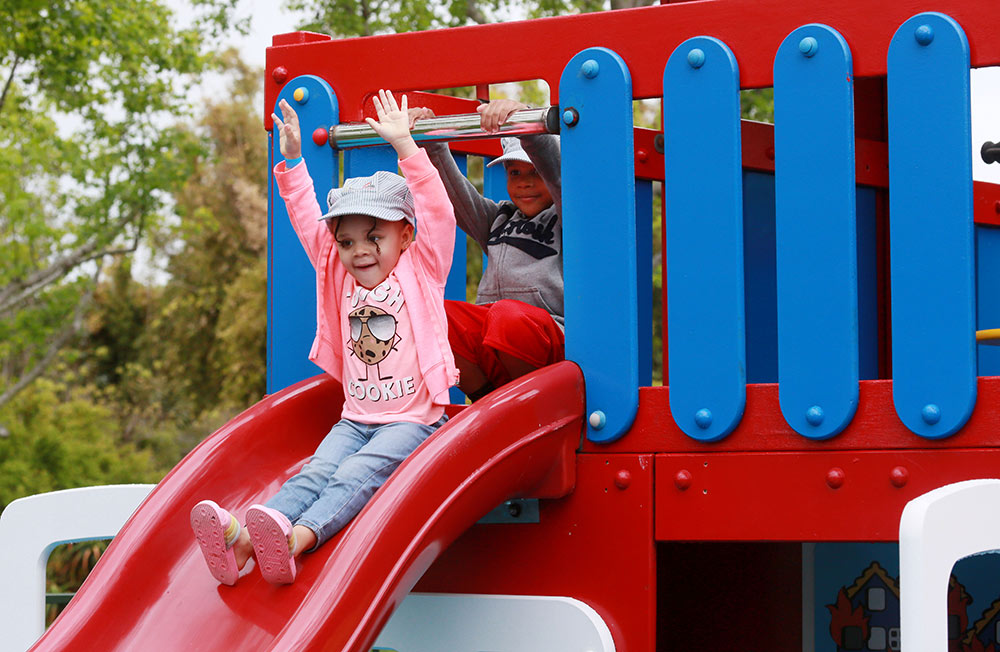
left=330, top=214, right=414, bottom=289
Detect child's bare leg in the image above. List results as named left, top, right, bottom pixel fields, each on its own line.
left=497, top=351, right=538, bottom=382
left=233, top=527, right=254, bottom=569
left=291, top=525, right=317, bottom=556
left=455, top=354, right=493, bottom=399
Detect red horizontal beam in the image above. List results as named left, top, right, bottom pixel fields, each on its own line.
left=266, top=0, right=1000, bottom=121
left=655, top=448, right=1000, bottom=541
left=586, top=376, right=1000, bottom=454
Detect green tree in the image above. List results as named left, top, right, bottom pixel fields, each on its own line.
left=78, top=52, right=268, bottom=464
left=288, top=0, right=657, bottom=36
left=0, top=0, right=243, bottom=411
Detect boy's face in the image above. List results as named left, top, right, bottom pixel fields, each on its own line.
left=505, top=161, right=553, bottom=218
left=329, top=214, right=414, bottom=289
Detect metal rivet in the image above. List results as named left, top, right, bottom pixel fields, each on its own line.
left=915, top=25, right=934, bottom=46
left=826, top=467, right=845, bottom=489
left=312, top=127, right=329, bottom=147
left=890, top=466, right=910, bottom=488
left=614, top=470, right=632, bottom=490
left=687, top=48, right=705, bottom=68
left=293, top=86, right=310, bottom=104
left=799, top=36, right=819, bottom=57
left=589, top=410, right=606, bottom=430
left=562, top=107, right=579, bottom=127
left=694, top=408, right=713, bottom=429
left=581, top=59, right=600, bottom=79
left=272, top=66, right=288, bottom=84
left=674, top=470, right=693, bottom=491
left=805, top=405, right=825, bottom=426
left=921, top=403, right=941, bottom=425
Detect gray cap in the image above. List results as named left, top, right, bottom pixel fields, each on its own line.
left=486, top=137, right=533, bottom=168
left=320, top=170, right=415, bottom=225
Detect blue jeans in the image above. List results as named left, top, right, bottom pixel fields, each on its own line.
left=265, top=415, right=446, bottom=549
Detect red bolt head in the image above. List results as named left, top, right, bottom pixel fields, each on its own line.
left=272, top=66, right=288, bottom=84
left=826, top=467, right=845, bottom=489
left=765, top=146, right=775, bottom=160
left=312, top=127, right=329, bottom=147
left=637, top=149, right=648, bottom=163
left=674, top=469, right=692, bottom=491
left=994, top=200, right=1000, bottom=215
left=890, top=466, right=909, bottom=488
left=614, top=469, right=632, bottom=490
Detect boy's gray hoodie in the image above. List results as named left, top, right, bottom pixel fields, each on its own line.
left=422, top=134, right=564, bottom=327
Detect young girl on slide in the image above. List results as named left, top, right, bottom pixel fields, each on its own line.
left=189, top=89, right=458, bottom=585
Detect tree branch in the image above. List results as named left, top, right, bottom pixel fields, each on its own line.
left=465, top=0, right=488, bottom=24
left=0, top=267, right=100, bottom=410
left=0, top=234, right=139, bottom=318
left=0, top=55, right=21, bottom=115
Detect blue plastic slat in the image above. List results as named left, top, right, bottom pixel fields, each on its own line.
left=560, top=47, right=638, bottom=443
left=636, top=178, right=653, bottom=387
left=663, top=37, right=745, bottom=442
left=773, top=24, right=859, bottom=439
left=483, top=157, right=508, bottom=270
left=742, top=171, right=778, bottom=384
left=344, top=145, right=397, bottom=177
left=888, top=12, right=975, bottom=438
left=446, top=153, right=469, bottom=304
left=268, top=75, right=338, bottom=393
left=448, top=153, right=469, bottom=405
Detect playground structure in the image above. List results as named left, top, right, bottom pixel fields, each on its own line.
left=6, top=0, right=1000, bottom=649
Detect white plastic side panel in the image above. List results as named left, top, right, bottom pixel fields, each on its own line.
left=375, top=592, right=616, bottom=651
left=0, top=484, right=155, bottom=652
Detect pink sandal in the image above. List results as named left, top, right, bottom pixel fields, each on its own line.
left=245, top=505, right=297, bottom=585
left=190, top=500, right=240, bottom=586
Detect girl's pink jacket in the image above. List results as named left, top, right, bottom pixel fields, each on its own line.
left=273, top=148, right=460, bottom=407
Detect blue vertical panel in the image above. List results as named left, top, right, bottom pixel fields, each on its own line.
left=664, top=37, right=745, bottom=442
left=344, top=145, right=397, bottom=178
left=888, top=12, right=975, bottom=438
left=268, top=75, right=338, bottom=394
left=742, top=171, right=778, bottom=384
left=636, top=179, right=653, bottom=387
left=448, top=153, right=469, bottom=405
left=446, top=153, right=469, bottom=304
left=560, top=47, right=638, bottom=443
left=856, top=186, right=879, bottom=381
left=774, top=24, right=859, bottom=439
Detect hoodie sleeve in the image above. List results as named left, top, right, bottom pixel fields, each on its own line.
left=273, top=159, right=330, bottom=268
left=420, top=142, right=497, bottom=250
left=398, top=148, right=457, bottom=285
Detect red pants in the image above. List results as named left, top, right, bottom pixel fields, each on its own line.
left=445, top=299, right=565, bottom=388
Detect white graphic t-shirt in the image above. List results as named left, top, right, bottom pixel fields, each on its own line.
left=340, top=273, right=444, bottom=425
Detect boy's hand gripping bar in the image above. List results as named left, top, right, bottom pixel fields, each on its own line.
left=330, top=106, right=560, bottom=150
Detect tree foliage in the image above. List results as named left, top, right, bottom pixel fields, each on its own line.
left=0, top=0, right=242, bottom=410
left=287, top=0, right=657, bottom=36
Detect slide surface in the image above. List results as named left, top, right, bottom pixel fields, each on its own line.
left=28, top=361, right=584, bottom=652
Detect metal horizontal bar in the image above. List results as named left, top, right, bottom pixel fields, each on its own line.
left=331, top=106, right=559, bottom=150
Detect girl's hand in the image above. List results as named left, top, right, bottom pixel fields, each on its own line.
left=477, top=99, right=528, bottom=134
left=366, top=89, right=418, bottom=159
left=271, top=99, right=302, bottom=161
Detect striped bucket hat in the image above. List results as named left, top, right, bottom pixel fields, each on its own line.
left=320, top=170, right=415, bottom=225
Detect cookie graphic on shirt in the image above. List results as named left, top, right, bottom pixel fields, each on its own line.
left=348, top=305, right=400, bottom=381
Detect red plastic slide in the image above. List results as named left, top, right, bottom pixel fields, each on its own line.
left=29, top=361, right=584, bottom=652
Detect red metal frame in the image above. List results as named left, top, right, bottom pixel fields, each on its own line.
left=265, top=0, right=1000, bottom=122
